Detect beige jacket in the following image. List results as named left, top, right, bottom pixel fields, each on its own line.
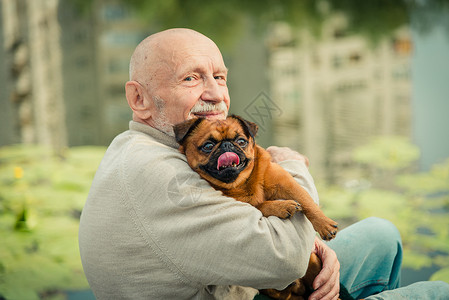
left=79, top=121, right=318, bottom=300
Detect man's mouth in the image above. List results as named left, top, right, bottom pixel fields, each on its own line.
left=190, top=111, right=226, bottom=119
left=188, top=100, right=229, bottom=120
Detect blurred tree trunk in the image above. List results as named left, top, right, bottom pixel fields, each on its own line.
left=1, top=0, right=31, bottom=145
left=1, top=0, right=67, bottom=155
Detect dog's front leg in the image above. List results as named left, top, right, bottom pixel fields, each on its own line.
left=263, top=163, right=338, bottom=240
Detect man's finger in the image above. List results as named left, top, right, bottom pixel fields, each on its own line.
left=309, top=269, right=340, bottom=300
left=313, top=253, right=339, bottom=290
left=310, top=255, right=340, bottom=300
left=313, top=265, right=331, bottom=290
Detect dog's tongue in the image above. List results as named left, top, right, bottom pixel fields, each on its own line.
left=217, top=152, right=240, bottom=170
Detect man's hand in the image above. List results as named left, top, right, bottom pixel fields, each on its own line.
left=266, top=146, right=309, bottom=167
left=310, top=237, right=340, bottom=300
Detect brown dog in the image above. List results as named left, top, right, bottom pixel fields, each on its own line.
left=174, top=115, right=338, bottom=299
left=174, top=115, right=338, bottom=239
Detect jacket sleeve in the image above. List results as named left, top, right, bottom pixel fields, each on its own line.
left=122, top=143, right=316, bottom=290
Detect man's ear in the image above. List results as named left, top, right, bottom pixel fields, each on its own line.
left=125, top=81, right=151, bottom=119
left=173, top=118, right=204, bottom=145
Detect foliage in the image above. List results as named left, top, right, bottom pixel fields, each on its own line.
left=115, top=0, right=401, bottom=47
left=319, top=136, right=449, bottom=283
left=66, top=0, right=449, bottom=51
left=0, top=145, right=106, bottom=300
left=431, top=267, right=449, bottom=282
left=63, top=0, right=449, bottom=53
left=353, top=136, right=420, bottom=171
left=111, top=0, right=449, bottom=47
left=407, top=0, right=449, bottom=34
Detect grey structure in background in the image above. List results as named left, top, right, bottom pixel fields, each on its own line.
left=58, top=1, right=147, bottom=146
left=267, top=16, right=413, bottom=184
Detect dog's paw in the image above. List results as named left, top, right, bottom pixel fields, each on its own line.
left=277, top=200, right=302, bottom=219
left=314, top=217, right=338, bottom=241
left=258, top=200, right=302, bottom=219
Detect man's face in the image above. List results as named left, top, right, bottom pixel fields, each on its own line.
left=144, top=36, right=230, bottom=132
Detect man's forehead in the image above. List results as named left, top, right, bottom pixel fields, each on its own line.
left=170, top=48, right=227, bottom=72
left=176, top=58, right=227, bottom=73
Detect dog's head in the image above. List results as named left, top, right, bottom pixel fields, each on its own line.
left=174, top=115, right=258, bottom=187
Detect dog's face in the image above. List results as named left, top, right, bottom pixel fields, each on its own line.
left=174, top=115, right=258, bottom=188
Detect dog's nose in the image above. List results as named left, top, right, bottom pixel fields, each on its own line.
left=221, top=141, right=234, bottom=152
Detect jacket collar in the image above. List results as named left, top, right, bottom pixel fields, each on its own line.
left=129, top=121, right=179, bottom=149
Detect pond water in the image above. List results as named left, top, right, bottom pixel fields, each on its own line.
left=405, top=8, right=449, bottom=284
left=411, top=14, right=449, bottom=171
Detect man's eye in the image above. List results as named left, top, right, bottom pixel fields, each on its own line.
left=184, top=76, right=194, bottom=82
left=214, top=75, right=226, bottom=81
left=201, top=142, right=215, bottom=153
left=236, top=138, right=248, bottom=148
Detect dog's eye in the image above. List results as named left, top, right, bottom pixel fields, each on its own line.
left=236, top=138, right=248, bottom=148
left=201, top=142, right=215, bottom=153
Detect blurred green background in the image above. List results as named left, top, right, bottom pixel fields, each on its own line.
left=1, top=0, right=449, bottom=299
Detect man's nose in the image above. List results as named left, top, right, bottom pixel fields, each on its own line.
left=201, top=77, right=225, bottom=103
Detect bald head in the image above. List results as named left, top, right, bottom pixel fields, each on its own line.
left=129, top=28, right=221, bottom=85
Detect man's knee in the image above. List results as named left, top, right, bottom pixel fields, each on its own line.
left=433, top=281, right=449, bottom=293
left=362, top=217, right=402, bottom=247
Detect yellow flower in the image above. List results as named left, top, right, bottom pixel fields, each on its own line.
left=14, top=166, right=24, bottom=179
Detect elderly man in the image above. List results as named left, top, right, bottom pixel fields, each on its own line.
left=79, top=28, right=449, bottom=300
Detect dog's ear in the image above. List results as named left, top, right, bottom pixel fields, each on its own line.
left=229, top=115, right=258, bottom=139
left=173, top=118, right=205, bottom=145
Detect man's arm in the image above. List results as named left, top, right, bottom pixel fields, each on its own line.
left=267, top=146, right=309, bottom=167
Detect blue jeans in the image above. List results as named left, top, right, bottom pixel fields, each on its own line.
left=328, top=217, right=449, bottom=299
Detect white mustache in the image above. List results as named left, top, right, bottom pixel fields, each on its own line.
left=188, top=101, right=228, bottom=117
